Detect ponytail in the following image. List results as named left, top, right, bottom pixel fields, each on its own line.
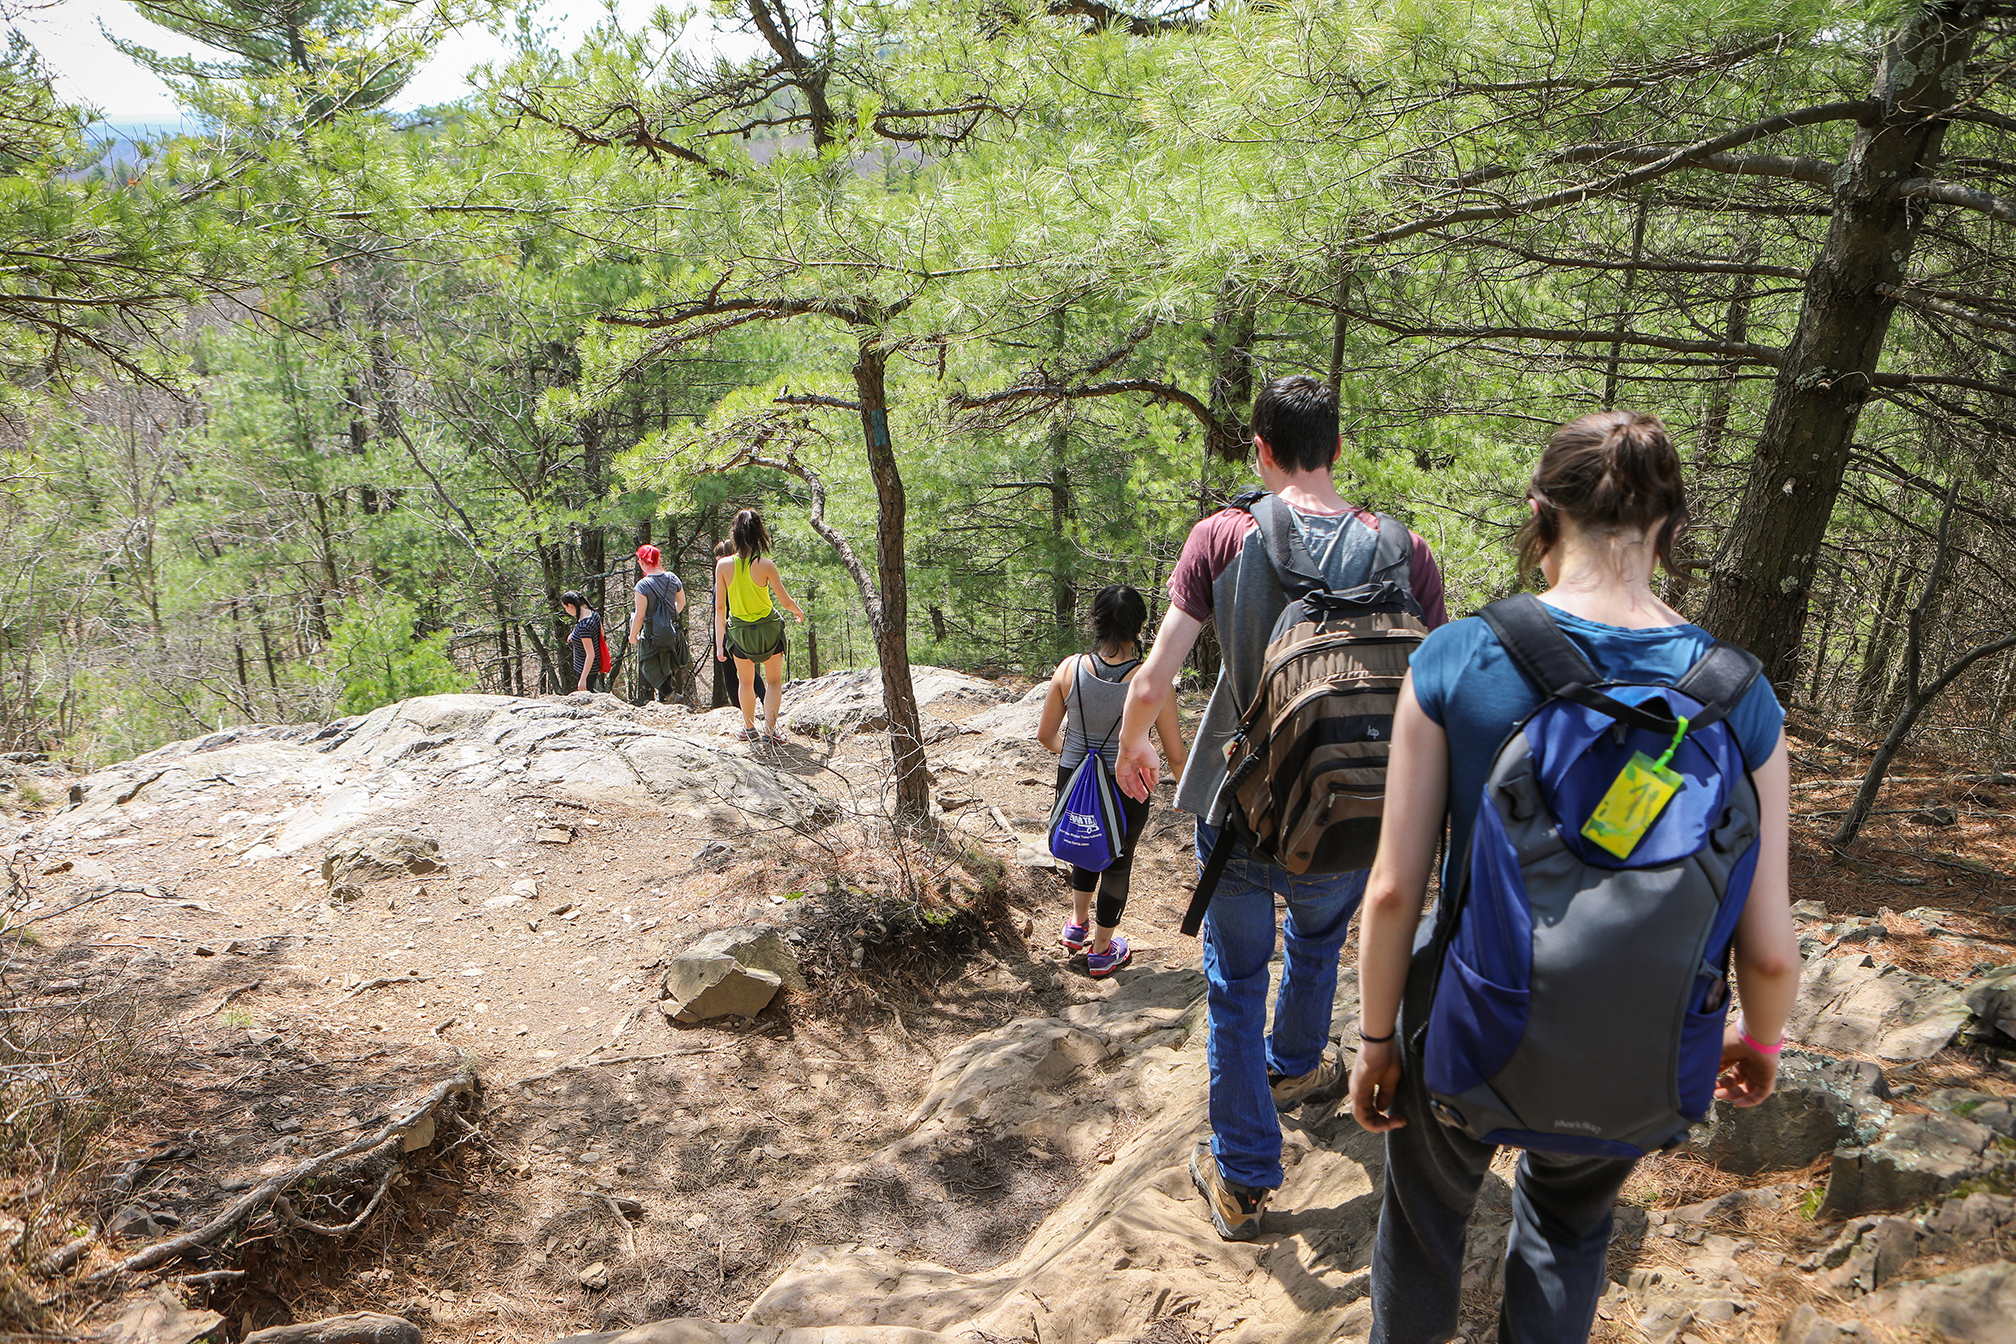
left=1514, top=410, right=1687, bottom=581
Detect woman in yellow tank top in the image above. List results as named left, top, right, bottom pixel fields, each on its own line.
left=714, top=508, right=805, bottom=745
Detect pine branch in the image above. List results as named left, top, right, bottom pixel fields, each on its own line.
left=1352, top=100, right=1874, bottom=248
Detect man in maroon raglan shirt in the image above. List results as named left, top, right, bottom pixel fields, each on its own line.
left=1115, top=374, right=1447, bottom=1241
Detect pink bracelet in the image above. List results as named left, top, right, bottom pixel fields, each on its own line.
left=1737, top=1021, right=1783, bottom=1055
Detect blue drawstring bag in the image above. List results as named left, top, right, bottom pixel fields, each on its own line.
left=1049, top=749, right=1126, bottom=871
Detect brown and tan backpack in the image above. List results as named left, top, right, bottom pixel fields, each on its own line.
left=1181, top=494, right=1429, bottom=935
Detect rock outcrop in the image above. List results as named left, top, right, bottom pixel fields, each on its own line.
left=50, top=694, right=833, bottom=862
left=782, top=668, right=1015, bottom=739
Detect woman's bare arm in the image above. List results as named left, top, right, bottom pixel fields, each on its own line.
left=1036, top=660, right=1071, bottom=754
left=1719, top=733, right=1799, bottom=1107
left=1350, top=674, right=1449, bottom=1133
left=760, top=559, right=806, bottom=621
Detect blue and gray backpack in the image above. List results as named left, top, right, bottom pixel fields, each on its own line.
left=1412, top=594, right=1764, bottom=1158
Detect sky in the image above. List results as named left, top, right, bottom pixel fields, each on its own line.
left=12, top=0, right=716, bottom=123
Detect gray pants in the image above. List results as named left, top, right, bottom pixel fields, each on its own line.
left=1370, top=1040, right=1636, bottom=1344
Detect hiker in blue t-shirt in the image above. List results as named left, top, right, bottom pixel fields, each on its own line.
left=1348, top=411, right=1800, bottom=1344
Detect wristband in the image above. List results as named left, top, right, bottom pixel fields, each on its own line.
left=1358, top=1027, right=1395, bottom=1044
left=1737, top=1021, right=1783, bottom=1055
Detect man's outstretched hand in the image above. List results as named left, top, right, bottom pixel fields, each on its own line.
left=1116, top=738, right=1160, bottom=802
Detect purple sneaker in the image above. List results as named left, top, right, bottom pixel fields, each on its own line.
left=1086, top=935, right=1132, bottom=978
left=1059, top=920, right=1089, bottom=952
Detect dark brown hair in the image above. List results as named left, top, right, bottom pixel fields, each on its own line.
left=730, top=508, right=771, bottom=560
left=1248, top=374, right=1340, bottom=473
left=1514, top=410, right=1687, bottom=581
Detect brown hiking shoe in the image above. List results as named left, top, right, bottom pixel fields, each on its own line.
left=1269, top=1048, right=1345, bottom=1111
left=1190, top=1140, right=1269, bottom=1241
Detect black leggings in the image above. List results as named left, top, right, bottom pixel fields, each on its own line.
left=1056, top=763, right=1153, bottom=929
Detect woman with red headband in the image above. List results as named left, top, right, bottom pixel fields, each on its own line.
left=629, top=544, right=688, bottom=705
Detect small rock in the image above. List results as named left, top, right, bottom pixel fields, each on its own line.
left=535, top=825, right=575, bottom=844
left=660, top=925, right=804, bottom=1023
left=194, top=946, right=216, bottom=957
left=322, top=829, right=443, bottom=885
left=511, top=878, right=539, bottom=897
left=272, top=1117, right=303, bottom=1134
left=690, top=840, right=734, bottom=871
left=107, top=1205, right=163, bottom=1238
left=577, top=1261, right=610, bottom=1291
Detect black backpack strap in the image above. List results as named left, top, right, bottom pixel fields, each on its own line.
left=1673, top=641, right=1763, bottom=730
left=1479, top=594, right=1687, bottom=736
left=1180, top=823, right=1238, bottom=937
left=1372, top=512, right=1409, bottom=582
left=1480, top=594, right=1599, bottom=692
left=1240, top=494, right=1327, bottom=599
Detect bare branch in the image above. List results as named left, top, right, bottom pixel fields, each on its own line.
left=1895, top=176, right=2016, bottom=223
left=1553, top=142, right=1837, bottom=186
left=1879, top=283, right=2016, bottom=336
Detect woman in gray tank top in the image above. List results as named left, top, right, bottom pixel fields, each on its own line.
left=1037, top=586, right=1188, bottom=976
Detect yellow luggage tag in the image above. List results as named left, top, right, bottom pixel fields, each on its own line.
left=1581, top=716, right=1689, bottom=859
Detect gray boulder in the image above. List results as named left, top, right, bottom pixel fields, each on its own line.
left=1822, top=1109, right=1998, bottom=1215
left=321, top=829, right=442, bottom=885
left=1685, top=1050, right=1889, bottom=1173
left=659, top=926, right=804, bottom=1023
left=1787, top=955, right=1970, bottom=1061
left=1865, top=1261, right=2016, bottom=1344
left=1926, top=1087, right=2016, bottom=1138
left=1967, top=967, right=2016, bottom=1041
left=1777, top=1305, right=1857, bottom=1343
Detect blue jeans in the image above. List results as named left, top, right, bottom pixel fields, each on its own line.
left=1196, top=819, right=1367, bottom=1191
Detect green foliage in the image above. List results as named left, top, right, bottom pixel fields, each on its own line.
left=327, top=594, right=468, bottom=714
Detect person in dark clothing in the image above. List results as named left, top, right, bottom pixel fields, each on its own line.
left=629, top=545, right=688, bottom=705
left=561, top=591, right=603, bottom=694
left=712, top=539, right=766, bottom=709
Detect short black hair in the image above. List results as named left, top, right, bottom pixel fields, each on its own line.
left=560, top=591, right=585, bottom=610
left=1251, top=375, right=1340, bottom=474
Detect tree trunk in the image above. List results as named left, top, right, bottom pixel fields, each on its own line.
left=1602, top=196, right=1651, bottom=410
left=1696, top=254, right=1758, bottom=471
left=853, top=338, right=930, bottom=821
left=1700, top=4, right=1982, bottom=682
left=1049, top=431, right=1074, bottom=654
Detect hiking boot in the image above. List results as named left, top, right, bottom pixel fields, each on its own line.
left=1269, top=1049, right=1345, bottom=1111
left=1085, top=934, right=1131, bottom=978
left=1190, top=1140, right=1268, bottom=1241
left=1059, top=920, right=1089, bottom=951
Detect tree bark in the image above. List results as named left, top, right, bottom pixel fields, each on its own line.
left=852, top=339, right=931, bottom=821
left=1700, top=3, right=1983, bottom=681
